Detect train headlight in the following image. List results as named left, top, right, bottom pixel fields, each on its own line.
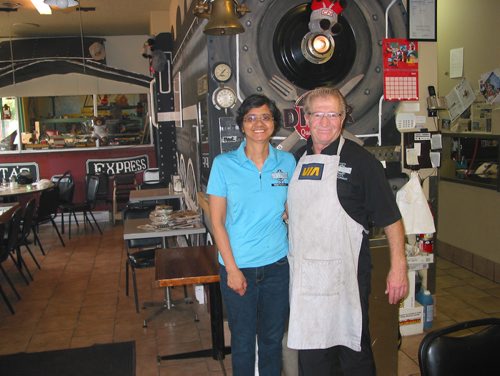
left=301, top=31, right=335, bottom=64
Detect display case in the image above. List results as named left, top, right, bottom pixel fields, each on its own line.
left=441, top=132, right=499, bottom=191
left=1, top=93, right=151, bottom=152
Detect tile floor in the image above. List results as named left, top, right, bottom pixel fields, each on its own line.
left=0, top=222, right=499, bottom=376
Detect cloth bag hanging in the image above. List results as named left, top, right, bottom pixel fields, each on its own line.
left=396, top=171, right=436, bottom=235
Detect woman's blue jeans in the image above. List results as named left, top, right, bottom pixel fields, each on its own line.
left=220, top=256, right=289, bottom=376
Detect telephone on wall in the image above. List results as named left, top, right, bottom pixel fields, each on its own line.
left=427, top=86, right=447, bottom=116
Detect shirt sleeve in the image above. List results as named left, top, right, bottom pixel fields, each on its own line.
left=206, top=156, right=227, bottom=197
left=364, top=156, right=401, bottom=227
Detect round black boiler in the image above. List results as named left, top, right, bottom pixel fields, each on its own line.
left=273, top=4, right=356, bottom=89
left=228, top=0, right=408, bottom=142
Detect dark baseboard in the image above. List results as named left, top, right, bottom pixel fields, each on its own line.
left=437, top=240, right=500, bottom=283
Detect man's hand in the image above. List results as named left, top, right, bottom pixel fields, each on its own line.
left=385, top=262, right=408, bottom=304
left=384, top=220, right=409, bottom=304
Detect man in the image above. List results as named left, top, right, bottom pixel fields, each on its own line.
left=287, top=87, right=408, bottom=375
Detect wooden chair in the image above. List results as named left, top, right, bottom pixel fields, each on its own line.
left=112, top=173, right=137, bottom=224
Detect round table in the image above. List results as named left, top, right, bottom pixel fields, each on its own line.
left=0, top=181, right=54, bottom=202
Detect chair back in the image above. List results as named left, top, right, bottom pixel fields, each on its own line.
left=51, top=171, right=75, bottom=205
left=5, top=207, right=23, bottom=253
left=85, top=175, right=100, bottom=208
left=123, top=206, right=162, bottom=249
left=36, top=187, right=60, bottom=221
left=418, top=318, right=500, bottom=376
left=20, top=198, right=36, bottom=242
left=94, top=173, right=110, bottom=203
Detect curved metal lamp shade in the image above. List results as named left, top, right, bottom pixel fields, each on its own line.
left=44, top=0, right=79, bottom=8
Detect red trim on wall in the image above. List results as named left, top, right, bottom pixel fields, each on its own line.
left=2, top=146, right=157, bottom=203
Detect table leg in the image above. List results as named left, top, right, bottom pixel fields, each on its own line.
left=157, top=282, right=231, bottom=362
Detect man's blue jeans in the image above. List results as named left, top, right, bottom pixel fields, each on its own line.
left=220, top=256, right=289, bottom=376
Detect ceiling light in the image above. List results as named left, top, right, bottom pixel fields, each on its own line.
left=44, top=0, right=79, bottom=9
left=31, top=0, right=51, bottom=14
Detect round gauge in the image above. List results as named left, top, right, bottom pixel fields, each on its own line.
left=212, top=87, right=237, bottom=110
left=213, top=63, right=232, bottom=82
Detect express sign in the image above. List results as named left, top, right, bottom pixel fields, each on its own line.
left=86, top=155, right=149, bottom=175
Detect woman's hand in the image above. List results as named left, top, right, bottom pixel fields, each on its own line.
left=227, top=268, right=247, bottom=296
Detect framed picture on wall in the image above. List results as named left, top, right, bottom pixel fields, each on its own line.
left=408, top=0, right=437, bottom=41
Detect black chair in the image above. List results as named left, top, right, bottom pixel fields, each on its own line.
left=63, top=175, right=103, bottom=239
left=0, top=209, right=23, bottom=314
left=51, top=171, right=77, bottom=235
left=16, top=198, right=41, bottom=270
left=418, top=318, right=500, bottom=376
left=33, top=186, right=65, bottom=249
left=123, top=206, right=162, bottom=313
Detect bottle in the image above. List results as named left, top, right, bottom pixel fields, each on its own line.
left=9, top=175, right=17, bottom=188
left=416, top=289, right=434, bottom=330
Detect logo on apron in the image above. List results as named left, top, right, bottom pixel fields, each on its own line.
left=298, top=163, right=324, bottom=180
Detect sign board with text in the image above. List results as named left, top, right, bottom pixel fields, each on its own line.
left=86, top=154, right=149, bottom=176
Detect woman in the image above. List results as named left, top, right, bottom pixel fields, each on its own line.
left=207, top=94, right=296, bottom=375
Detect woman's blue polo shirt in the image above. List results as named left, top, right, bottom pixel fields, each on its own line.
left=207, top=140, right=296, bottom=268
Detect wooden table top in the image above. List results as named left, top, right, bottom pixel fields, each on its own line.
left=0, top=181, right=54, bottom=198
left=128, top=187, right=184, bottom=203
left=154, top=245, right=220, bottom=288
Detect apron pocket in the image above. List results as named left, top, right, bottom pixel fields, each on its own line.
left=301, top=258, right=342, bottom=296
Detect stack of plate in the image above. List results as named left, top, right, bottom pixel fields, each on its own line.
left=149, top=205, right=173, bottom=226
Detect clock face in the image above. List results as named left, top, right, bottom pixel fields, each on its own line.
left=213, top=63, right=232, bottom=82
left=213, top=87, right=237, bottom=109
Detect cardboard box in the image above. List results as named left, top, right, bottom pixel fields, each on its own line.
left=400, top=270, right=416, bottom=309
left=407, top=253, right=434, bottom=265
left=194, top=285, right=206, bottom=304
left=399, top=302, right=424, bottom=336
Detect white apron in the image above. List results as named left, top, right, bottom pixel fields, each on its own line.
left=287, top=137, right=365, bottom=351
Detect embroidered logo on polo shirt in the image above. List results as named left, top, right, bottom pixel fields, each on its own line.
left=272, top=169, right=289, bottom=186
left=298, top=163, right=324, bottom=180
left=337, top=162, right=352, bottom=181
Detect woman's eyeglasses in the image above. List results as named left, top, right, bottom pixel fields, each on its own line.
left=243, top=114, right=274, bottom=123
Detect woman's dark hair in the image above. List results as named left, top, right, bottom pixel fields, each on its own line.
left=236, top=94, right=282, bottom=136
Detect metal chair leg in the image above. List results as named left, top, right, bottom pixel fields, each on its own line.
left=0, top=264, right=20, bottom=300
left=0, top=285, right=15, bottom=314
left=24, top=244, right=41, bottom=270
left=50, top=218, right=65, bottom=247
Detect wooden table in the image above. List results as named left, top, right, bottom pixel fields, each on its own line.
left=128, top=187, right=183, bottom=204
left=123, top=217, right=207, bottom=312
left=0, top=181, right=54, bottom=202
left=155, top=245, right=231, bottom=364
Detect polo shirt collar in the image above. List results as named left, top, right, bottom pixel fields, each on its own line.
left=306, top=137, right=341, bottom=156
left=236, top=139, right=278, bottom=168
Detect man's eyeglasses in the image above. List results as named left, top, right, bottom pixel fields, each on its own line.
left=307, top=112, right=344, bottom=121
left=243, top=114, right=274, bottom=123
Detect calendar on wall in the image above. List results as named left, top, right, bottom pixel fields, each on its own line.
left=383, top=38, right=419, bottom=101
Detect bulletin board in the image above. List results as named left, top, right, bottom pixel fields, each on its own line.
left=403, top=131, right=441, bottom=170
left=383, top=38, right=419, bottom=101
